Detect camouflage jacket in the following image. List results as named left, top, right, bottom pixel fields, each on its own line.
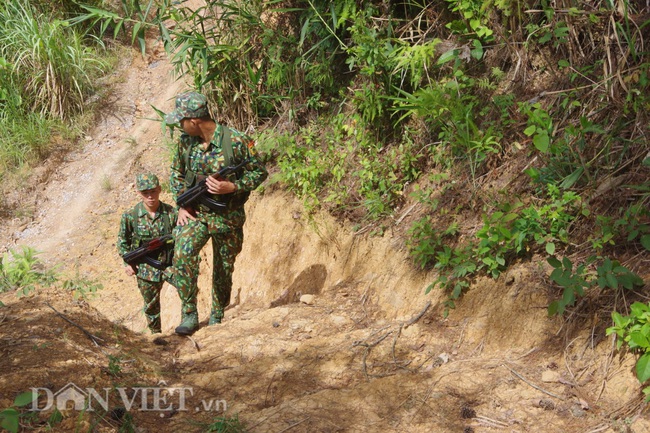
left=116, top=201, right=178, bottom=282
left=170, top=124, right=268, bottom=233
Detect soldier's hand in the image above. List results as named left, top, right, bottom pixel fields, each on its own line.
left=177, top=207, right=197, bottom=226
left=206, top=176, right=236, bottom=195
left=124, top=264, right=136, bottom=277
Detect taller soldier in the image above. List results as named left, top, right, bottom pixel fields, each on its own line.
left=164, top=92, right=267, bottom=335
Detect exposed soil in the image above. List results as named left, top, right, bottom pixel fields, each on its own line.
left=0, top=27, right=649, bottom=433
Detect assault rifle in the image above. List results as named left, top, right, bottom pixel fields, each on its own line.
left=176, top=159, right=250, bottom=211
left=123, top=235, right=173, bottom=270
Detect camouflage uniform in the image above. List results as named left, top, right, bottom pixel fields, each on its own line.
left=117, top=174, right=177, bottom=333
left=163, top=92, right=267, bottom=329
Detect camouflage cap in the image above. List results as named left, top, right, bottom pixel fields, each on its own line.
left=165, top=91, right=210, bottom=125
left=136, top=173, right=160, bottom=191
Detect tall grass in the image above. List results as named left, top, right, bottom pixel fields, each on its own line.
left=0, top=0, right=107, bottom=183
left=0, top=1, right=106, bottom=120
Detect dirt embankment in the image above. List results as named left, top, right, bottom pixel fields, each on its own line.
left=0, top=42, right=648, bottom=433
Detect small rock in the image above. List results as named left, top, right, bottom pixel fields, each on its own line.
left=570, top=406, right=586, bottom=418
left=537, top=399, right=555, bottom=410
left=300, top=294, right=314, bottom=305
left=272, top=322, right=280, bottom=328
left=541, top=370, right=560, bottom=383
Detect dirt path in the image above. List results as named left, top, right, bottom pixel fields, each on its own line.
left=4, top=49, right=181, bottom=260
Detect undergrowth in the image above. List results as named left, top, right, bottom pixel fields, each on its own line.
left=0, top=0, right=111, bottom=212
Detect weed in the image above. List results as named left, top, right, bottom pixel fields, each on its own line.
left=607, top=302, right=650, bottom=401
left=0, top=246, right=57, bottom=296
left=47, top=408, right=63, bottom=429
left=62, top=273, right=103, bottom=301
left=107, top=355, right=123, bottom=377
left=203, top=414, right=247, bottom=433
left=101, top=174, right=113, bottom=191
left=0, top=391, right=36, bottom=433
left=548, top=256, right=644, bottom=316
left=546, top=256, right=591, bottom=316
left=118, top=412, right=135, bottom=433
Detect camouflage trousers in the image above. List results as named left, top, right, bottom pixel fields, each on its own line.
left=136, top=278, right=163, bottom=333
left=163, top=219, right=243, bottom=319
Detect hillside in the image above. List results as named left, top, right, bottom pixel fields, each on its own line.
left=0, top=42, right=647, bottom=433
left=1, top=1, right=649, bottom=432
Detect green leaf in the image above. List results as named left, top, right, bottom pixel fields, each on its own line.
left=546, top=242, right=556, bottom=255
left=437, top=49, right=458, bottom=65
left=470, top=39, right=483, bottom=60
left=547, top=256, right=562, bottom=268
left=14, top=390, right=36, bottom=407
left=618, top=273, right=643, bottom=290
left=629, top=332, right=649, bottom=348
left=533, top=131, right=550, bottom=152
left=559, top=167, right=583, bottom=189
left=612, top=312, right=629, bottom=328
left=562, top=286, right=576, bottom=304
left=523, top=125, right=537, bottom=136
left=641, top=235, right=650, bottom=251
left=550, top=268, right=565, bottom=285
left=548, top=300, right=560, bottom=316
left=451, top=283, right=463, bottom=299
left=0, top=409, right=19, bottom=433
left=606, top=273, right=618, bottom=289
left=636, top=353, right=650, bottom=383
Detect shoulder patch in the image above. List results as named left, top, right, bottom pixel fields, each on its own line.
left=246, top=139, right=257, bottom=155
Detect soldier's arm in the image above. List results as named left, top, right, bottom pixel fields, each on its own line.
left=116, top=212, right=133, bottom=263
left=170, top=138, right=187, bottom=203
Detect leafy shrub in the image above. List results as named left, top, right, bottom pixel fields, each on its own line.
left=607, top=302, right=650, bottom=401
left=548, top=256, right=644, bottom=316
left=0, top=246, right=57, bottom=296
left=0, top=391, right=36, bottom=433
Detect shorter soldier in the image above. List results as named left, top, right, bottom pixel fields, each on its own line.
left=117, top=173, right=178, bottom=334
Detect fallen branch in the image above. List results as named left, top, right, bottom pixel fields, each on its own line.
left=358, top=331, right=394, bottom=381
left=503, top=364, right=565, bottom=401
left=186, top=335, right=200, bottom=352
left=586, top=425, right=610, bottom=433
left=404, top=300, right=431, bottom=328
left=354, top=301, right=433, bottom=380
left=475, top=414, right=509, bottom=428
left=46, top=302, right=104, bottom=347
left=394, top=203, right=419, bottom=226
left=277, top=417, right=310, bottom=433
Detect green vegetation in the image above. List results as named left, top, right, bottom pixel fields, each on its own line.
left=202, top=415, right=247, bottom=433
left=62, top=272, right=104, bottom=300
left=3, top=0, right=647, bottom=402
left=607, top=302, right=650, bottom=401
left=0, top=246, right=57, bottom=296
left=0, top=244, right=102, bottom=303
left=0, top=391, right=36, bottom=433
left=0, top=0, right=108, bottom=211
